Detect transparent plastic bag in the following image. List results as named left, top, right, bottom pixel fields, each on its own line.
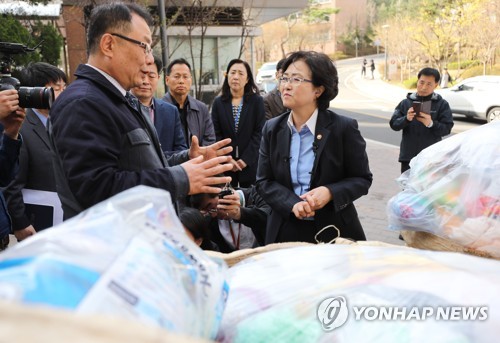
left=217, top=244, right=500, bottom=343
left=388, top=122, right=500, bottom=257
left=0, top=185, right=228, bottom=340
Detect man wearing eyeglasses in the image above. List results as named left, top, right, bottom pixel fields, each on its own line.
left=48, top=2, right=233, bottom=219
left=162, top=58, right=215, bottom=148
left=131, top=55, right=187, bottom=157
left=263, top=58, right=287, bottom=120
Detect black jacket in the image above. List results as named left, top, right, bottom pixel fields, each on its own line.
left=256, top=109, right=372, bottom=244
left=211, top=93, right=265, bottom=187
left=263, top=88, right=286, bottom=120
left=4, top=109, right=56, bottom=231
left=390, top=92, right=453, bottom=163
left=49, top=64, right=189, bottom=219
left=0, top=133, right=21, bottom=238
left=162, top=93, right=215, bottom=147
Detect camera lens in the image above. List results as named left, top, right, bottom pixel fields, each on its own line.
left=18, top=86, right=55, bottom=109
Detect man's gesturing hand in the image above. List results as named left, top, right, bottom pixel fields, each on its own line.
left=189, top=136, right=233, bottom=161
left=182, top=155, right=233, bottom=195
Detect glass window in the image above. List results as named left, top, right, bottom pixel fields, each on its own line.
left=168, top=36, right=217, bottom=86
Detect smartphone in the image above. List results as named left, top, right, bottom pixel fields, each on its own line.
left=412, top=101, right=421, bottom=116
left=218, top=182, right=234, bottom=199
left=218, top=188, right=234, bottom=199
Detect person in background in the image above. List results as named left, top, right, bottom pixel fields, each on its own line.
left=256, top=51, right=372, bottom=244
left=0, top=89, right=25, bottom=249
left=211, top=59, right=265, bottom=188
left=132, top=54, right=187, bottom=157
left=163, top=58, right=215, bottom=148
left=440, top=67, right=452, bottom=88
left=390, top=67, right=454, bottom=173
left=179, top=207, right=210, bottom=247
left=190, top=184, right=269, bottom=252
left=370, top=59, right=375, bottom=80
left=263, top=58, right=287, bottom=120
left=361, top=58, right=367, bottom=78
left=49, top=2, right=232, bottom=219
left=3, top=62, right=66, bottom=242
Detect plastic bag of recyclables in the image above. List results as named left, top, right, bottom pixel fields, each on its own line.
left=387, top=121, right=500, bottom=258
left=217, top=244, right=500, bottom=343
left=0, top=185, right=228, bottom=340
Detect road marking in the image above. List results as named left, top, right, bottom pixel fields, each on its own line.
left=357, top=122, right=392, bottom=128
left=331, top=107, right=390, bottom=121
left=365, top=138, right=399, bottom=149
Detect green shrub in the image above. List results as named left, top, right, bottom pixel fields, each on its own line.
left=447, top=60, right=480, bottom=70
left=459, top=64, right=500, bottom=80
left=329, top=51, right=349, bottom=61
left=402, top=76, right=418, bottom=89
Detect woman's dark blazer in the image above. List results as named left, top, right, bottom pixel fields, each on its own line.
left=256, top=109, right=373, bottom=244
left=211, top=93, right=265, bottom=186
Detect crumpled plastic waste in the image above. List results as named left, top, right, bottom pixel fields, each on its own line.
left=387, top=121, right=500, bottom=257
left=0, top=185, right=228, bottom=340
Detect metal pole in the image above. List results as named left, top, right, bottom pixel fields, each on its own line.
left=382, top=25, right=389, bottom=81
left=157, top=0, right=169, bottom=87
left=384, top=36, right=388, bottom=80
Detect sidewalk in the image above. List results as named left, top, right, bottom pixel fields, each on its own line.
left=355, top=139, right=404, bottom=246
left=355, top=65, right=409, bottom=105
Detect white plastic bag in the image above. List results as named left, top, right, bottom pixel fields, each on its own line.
left=387, top=122, right=500, bottom=257
left=0, top=186, right=228, bottom=340
left=218, top=244, right=500, bottom=343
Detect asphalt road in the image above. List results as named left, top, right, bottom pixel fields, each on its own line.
left=327, top=56, right=485, bottom=245
left=330, top=55, right=483, bottom=146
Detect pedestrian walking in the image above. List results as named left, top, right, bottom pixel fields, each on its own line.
left=440, top=67, right=452, bottom=88
left=361, top=58, right=367, bottom=78
left=370, top=59, right=375, bottom=79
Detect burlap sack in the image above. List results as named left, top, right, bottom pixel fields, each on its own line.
left=207, top=239, right=402, bottom=267
left=401, top=229, right=499, bottom=260
left=0, top=301, right=211, bottom=343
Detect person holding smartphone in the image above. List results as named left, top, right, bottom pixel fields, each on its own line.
left=389, top=67, right=454, bottom=173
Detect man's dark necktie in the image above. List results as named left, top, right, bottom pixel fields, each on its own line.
left=125, top=91, right=140, bottom=112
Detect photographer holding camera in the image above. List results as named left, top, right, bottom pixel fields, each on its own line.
left=3, top=62, right=67, bottom=242
left=190, top=184, right=269, bottom=252
left=0, top=89, right=25, bottom=249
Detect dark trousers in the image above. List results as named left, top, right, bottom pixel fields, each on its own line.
left=276, top=215, right=318, bottom=243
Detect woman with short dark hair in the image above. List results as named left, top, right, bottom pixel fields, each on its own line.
left=256, top=51, right=373, bottom=244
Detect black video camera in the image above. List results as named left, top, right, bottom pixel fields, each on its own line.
left=0, top=42, right=54, bottom=109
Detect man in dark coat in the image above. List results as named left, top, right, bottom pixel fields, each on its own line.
left=0, top=89, right=25, bottom=249
left=131, top=55, right=187, bottom=157
left=263, top=58, right=287, bottom=120
left=4, top=62, right=66, bottom=242
left=390, top=67, right=454, bottom=173
left=163, top=58, right=215, bottom=148
left=49, top=2, right=232, bottom=219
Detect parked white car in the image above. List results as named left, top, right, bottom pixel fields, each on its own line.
left=255, top=61, right=278, bottom=85
left=435, top=75, right=500, bottom=123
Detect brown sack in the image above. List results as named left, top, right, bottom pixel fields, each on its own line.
left=401, top=230, right=499, bottom=260
left=0, top=301, right=212, bottom=343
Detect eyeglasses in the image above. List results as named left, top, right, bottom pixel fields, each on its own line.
left=200, top=208, right=218, bottom=217
left=170, top=74, right=192, bottom=81
left=279, top=76, right=313, bottom=85
left=110, top=33, right=152, bottom=56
